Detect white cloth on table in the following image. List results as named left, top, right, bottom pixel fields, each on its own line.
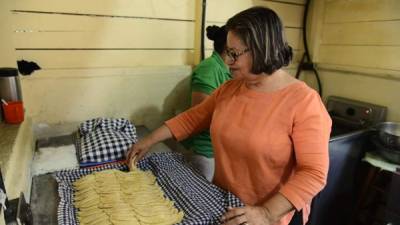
left=32, top=145, right=78, bottom=176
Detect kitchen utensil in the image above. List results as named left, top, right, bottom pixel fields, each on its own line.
left=374, top=122, right=400, bottom=150
left=372, top=136, right=400, bottom=164
left=1, top=99, right=8, bottom=106
left=0, top=68, right=22, bottom=101
left=0, top=68, right=21, bottom=122
left=2, top=101, right=24, bottom=124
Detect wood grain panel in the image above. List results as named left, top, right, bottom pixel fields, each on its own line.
left=317, top=64, right=400, bottom=80
left=205, top=49, right=303, bottom=66
left=204, top=28, right=303, bottom=50
left=285, top=28, right=303, bottom=50
left=324, top=0, right=400, bottom=23
left=13, top=14, right=194, bottom=49
left=16, top=50, right=194, bottom=69
left=322, top=21, right=400, bottom=46
left=12, top=12, right=195, bottom=31
left=271, top=0, right=306, bottom=4
left=318, top=69, right=400, bottom=121
left=14, top=0, right=196, bottom=20
left=290, top=49, right=303, bottom=65
left=207, top=0, right=304, bottom=28
left=204, top=23, right=302, bottom=50
left=21, top=66, right=192, bottom=125
left=318, top=45, right=400, bottom=71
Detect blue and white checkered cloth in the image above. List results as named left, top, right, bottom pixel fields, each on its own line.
left=76, top=118, right=138, bottom=166
left=55, top=152, right=244, bottom=225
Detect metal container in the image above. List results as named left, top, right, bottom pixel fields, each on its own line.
left=372, top=136, right=400, bottom=164
left=375, top=122, right=400, bottom=150
left=0, top=68, right=21, bottom=122
left=0, top=68, right=21, bottom=101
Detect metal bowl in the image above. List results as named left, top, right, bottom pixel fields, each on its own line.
left=375, top=122, right=400, bottom=150
left=372, top=136, right=400, bottom=164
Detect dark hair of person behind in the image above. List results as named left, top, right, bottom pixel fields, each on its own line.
left=206, top=25, right=227, bottom=55
left=226, top=7, right=293, bottom=75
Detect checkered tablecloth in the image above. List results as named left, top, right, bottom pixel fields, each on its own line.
left=76, top=118, right=138, bottom=166
left=55, top=152, right=244, bottom=225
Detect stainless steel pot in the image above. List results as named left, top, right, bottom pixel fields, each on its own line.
left=0, top=68, right=21, bottom=122
left=0, top=68, right=22, bottom=102
left=372, top=136, right=400, bottom=164
left=374, top=122, right=400, bottom=150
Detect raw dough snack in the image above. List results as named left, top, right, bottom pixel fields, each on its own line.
left=73, top=167, right=184, bottom=225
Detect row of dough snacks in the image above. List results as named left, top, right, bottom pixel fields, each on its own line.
left=73, top=168, right=184, bottom=225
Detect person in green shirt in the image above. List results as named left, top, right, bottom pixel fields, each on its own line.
left=183, top=25, right=231, bottom=181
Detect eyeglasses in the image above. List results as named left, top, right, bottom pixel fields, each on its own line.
left=225, top=48, right=249, bottom=62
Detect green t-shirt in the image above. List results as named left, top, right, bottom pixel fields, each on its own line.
left=183, top=51, right=231, bottom=158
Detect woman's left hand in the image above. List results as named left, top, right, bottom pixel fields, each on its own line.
left=221, top=206, right=274, bottom=225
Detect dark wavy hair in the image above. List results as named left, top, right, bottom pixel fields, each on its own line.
left=226, top=7, right=293, bottom=75
left=206, top=25, right=227, bottom=55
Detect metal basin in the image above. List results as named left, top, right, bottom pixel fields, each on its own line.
left=375, top=122, right=400, bottom=150
left=372, top=135, right=400, bottom=164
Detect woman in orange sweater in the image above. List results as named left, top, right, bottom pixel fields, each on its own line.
left=127, top=7, right=331, bottom=225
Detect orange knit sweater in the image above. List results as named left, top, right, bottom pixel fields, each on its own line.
left=165, top=79, right=331, bottom=224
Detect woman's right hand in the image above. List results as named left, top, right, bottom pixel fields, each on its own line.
left=126, top=125, right=174, bottom=169
left=126, top=136, right=153, bottom=169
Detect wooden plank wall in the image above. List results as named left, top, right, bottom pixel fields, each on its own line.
left=9, top=0, right=307, bottom=125
left=11, top=0, right=197, bottom=125
left=12, top=0, right=196, bottom=69
left=12, top=0, right=306, bottom=70
left=315, top=0, right=400, bottom=121
left=0, top=1, right=17, bottom=67
left=318, top=0, right=400, bottom=78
